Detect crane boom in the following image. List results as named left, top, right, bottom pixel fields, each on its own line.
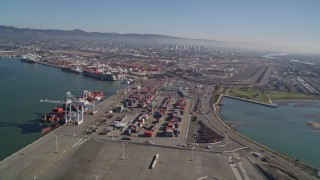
left=39, top=90, right=97, bottom=125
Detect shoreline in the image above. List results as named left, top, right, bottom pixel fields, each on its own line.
left=274, top=99, right=320, bottom=105
left=0, top=83, right=119, bottom=162
left=215, top=94, right=320, bottom=171
left=35, top=61, right=62, bottom=68
left=0, top=93, right=117, bottom=162
left=1, top=57, right=64, bottom=69
left=274, top=99, right=320, bottom=102
left=222, top=94, right=278, bottom=107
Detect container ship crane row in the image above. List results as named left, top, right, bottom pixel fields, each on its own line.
left=40, top=91, right=96, bottom=125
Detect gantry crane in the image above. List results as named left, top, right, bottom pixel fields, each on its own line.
left=40, top=91, right=96, bottom=125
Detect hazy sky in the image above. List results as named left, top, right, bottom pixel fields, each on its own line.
left=0, top=0, right=319, bottom=53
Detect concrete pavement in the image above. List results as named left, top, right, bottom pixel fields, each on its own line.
left=0, top=81, right=267, bottom=180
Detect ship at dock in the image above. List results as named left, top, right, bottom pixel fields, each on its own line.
left=61, top=61, right=84, bottom=73
left=49, top=59, right=127, bottom=81
left=20, top=53, right=40, bottom=63
left=61, top=66, right=83, bottom=73
left=83, top=66, right=118, bottom=81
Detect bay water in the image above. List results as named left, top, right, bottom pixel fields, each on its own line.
left=2, top=58, right=319, bottom=168
left=0, top=58, right=117, bottom=160
left=220, top=96, right=320, bottom=168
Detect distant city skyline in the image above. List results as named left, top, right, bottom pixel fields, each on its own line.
left=0, top=0, right=319, bottom=53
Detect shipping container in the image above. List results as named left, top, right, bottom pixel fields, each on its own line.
left=165, top=128, right=174, bottom=137
left=144, top=131, right=154, bottom=137
left=174, top=123, right=179, bottom=128
left=181, top=110, right=184, bottom=115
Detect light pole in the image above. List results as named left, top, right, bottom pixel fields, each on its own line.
left=55, top=135, right=59, bottom=153
left=190, top=135, right=196, bottom=161
left=111, top=130, right=113, bottom=140
left=191, top=147, right=195, bottom=161
left=121, top=142, right=125, bottom=160
left=226, top=135, right=232, bottom=150
left=94, top=175, right=99, bottom=180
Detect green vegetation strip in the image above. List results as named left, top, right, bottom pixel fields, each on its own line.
left=228, top=88, right=319, bottom=104
left=268, top=91, right=319, bottom=100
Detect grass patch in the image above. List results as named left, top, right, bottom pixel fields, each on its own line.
left=212, top=85, right=222, bottom=103
left=268, top=91, right=319, bottom=100
left=228, top=87, right=319, bottom=103
left=228, top=88, right=269, bottom=103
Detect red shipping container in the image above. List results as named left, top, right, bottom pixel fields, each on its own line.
left=144, top=131, right=154, bottom=137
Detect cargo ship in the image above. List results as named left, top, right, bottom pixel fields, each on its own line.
left=91, top=91, right=104, bottom=101
left=61, top=66, right=83, bottom=73
left=39, top=107, right=65, bottom=133
left=82, top=91, right=104, bottom=101
left=83, top=69, right=117, bottom=81
left=20, top=53, right=40, bottom=63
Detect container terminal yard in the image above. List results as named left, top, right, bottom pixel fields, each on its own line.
left=1, top=40, right=320, bottom=179
left=1, top=76, right=319, bottom=180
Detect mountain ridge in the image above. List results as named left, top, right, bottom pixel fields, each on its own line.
left=0, top=25, right=228, bottom=46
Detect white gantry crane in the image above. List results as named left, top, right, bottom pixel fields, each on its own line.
left=40, top=91, right=96, bottom=125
